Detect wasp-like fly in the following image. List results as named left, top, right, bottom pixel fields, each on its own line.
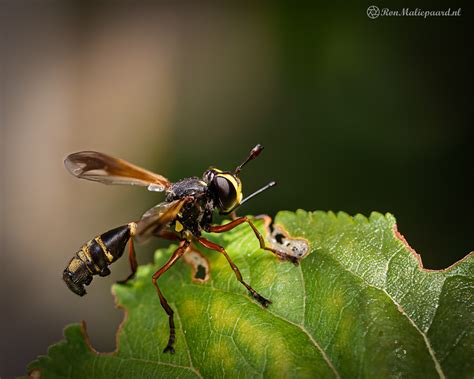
left=63, top=144, right=293, bottom=353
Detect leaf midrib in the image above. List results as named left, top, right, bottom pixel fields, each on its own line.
left=180, top=282, right=340, bottom=378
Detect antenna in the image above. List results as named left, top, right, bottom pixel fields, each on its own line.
left=240, top=181, right=276, bottom=206
left=235, top=144, right=264, bottom=175
left=222, top=181, right=276, bottom=214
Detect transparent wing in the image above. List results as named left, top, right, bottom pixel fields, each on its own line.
left=64, top=151, right=171, bottom=191
left=135, top=198, right=187, bottom=242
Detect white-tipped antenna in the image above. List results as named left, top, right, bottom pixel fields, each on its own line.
left=240, top=181, right=276, bottom=206
left=223, top=181, right=276, bottom=215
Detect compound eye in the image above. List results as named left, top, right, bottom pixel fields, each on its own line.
left=214, top=176, right=237, bottom=211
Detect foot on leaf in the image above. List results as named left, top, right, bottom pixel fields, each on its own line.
left=163, top=344, right=175, bottom=354
left=251, top=292, right=272, bottom=308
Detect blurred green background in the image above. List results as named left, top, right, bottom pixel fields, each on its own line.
left=1, top=2, right=472, bottom=377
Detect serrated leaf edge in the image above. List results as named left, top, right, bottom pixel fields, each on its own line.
left=29, top=210, right=473, bottom=378
left=272, top=210, right=474, bottom=379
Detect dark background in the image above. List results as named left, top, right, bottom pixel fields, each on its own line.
left=1, top=2, right=472, bottom=377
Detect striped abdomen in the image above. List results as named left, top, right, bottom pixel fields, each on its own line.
left=63, top=223, right=136, bottom=296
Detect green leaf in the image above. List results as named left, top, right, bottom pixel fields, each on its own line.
left=28, top=211, right=473, bottom=378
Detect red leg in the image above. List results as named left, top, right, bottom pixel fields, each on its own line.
left=152, top=239, right=190, bottom=354
left=117, top=238, right=138, bottom=284
left=208, top=217, right=299, bottom=264
left=155, top=230, right=180, bottom=241
left=197, top=237, right=271, bottom=307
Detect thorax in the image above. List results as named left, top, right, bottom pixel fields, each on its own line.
left=166, top=177, right=215, bottom=237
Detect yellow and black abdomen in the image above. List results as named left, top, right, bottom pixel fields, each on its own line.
left=63, top=223, right=136, bottom=296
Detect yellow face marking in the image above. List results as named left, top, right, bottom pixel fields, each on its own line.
left=95, top=236, right=114, bottom=263
left=175, top=220, right=184, bottom=233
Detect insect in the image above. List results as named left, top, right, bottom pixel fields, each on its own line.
left=63, top=144, right=293, bottom=353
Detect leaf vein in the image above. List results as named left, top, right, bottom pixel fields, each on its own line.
left=323, top=250, right=446, bottom=379
left=174, top=304, right=204, bottom=379
left=183, top=283, right=340, bottom=378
